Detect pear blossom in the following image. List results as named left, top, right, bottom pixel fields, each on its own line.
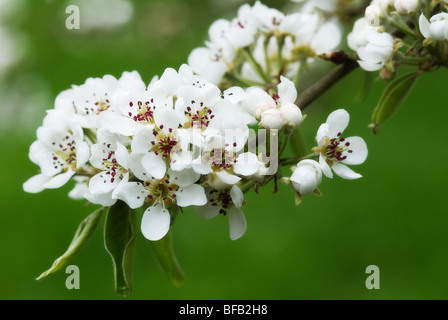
left=86, top=129, right=131, bottom=205
left=282, top=159, right=323, bottom=204
left=348, top=18, right=395, bottom=71
left=394, top=0, right=419, bottom=14
left=196, top=185, right=247, bottom=240
left=54, top=71, right=148, bottom=131
left=123, top=171, right=207, bottom=241
left=290, top=160, right=322, bottom=194
left=289, top=0, right=337, bottom=13
left=419, top=13, right=448, bottom=41
left=244, top=76, right=303, bottom=130
left=189, top=1, right=342, bottom=85
left=198, top=130, right=262, bottom=190
left=23, top=111, right=90, bottom=193
left=313, top=109, right=368, bottom=180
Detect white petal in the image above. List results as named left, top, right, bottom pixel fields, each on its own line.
left=168, top=168, right=200, bottom=187
left=195, top=202, right=220, bottom=220
left=153, top=107, right=182, bottom=133
left=157, top=67, right=182, bottom=96
left=89, top=171, right=119, bottom=194
left=358, top=60, right=383, bottom=71
left=233, top=152, right=260, bottom=176
left=43, top=170, right=75, bottom=189
left=97, top=111, right=141, bottom=136
left=141, top=205, right=171, bottom=241
left=316, top=123, right=330, bottom=146
left=176, top=184, right=207, bottom=207
left=326, top=109, right=350, bottom=137
left=319, top=154, right=333, bottom=179
left=222, top=86, right=245, bottom=104
left=23, top=174, right=52, bottom=193
left=128, top=153, right=151, bottom=181
left=342, top=136, right=368, bottom=165
left=84, top=190, right=117, bottom=207
left=115, top=142, right=129, bottom=169
left=311, top=21, right=342, bottom=53
left=141, top=152, right=166, bottom=180
left=419, top=14, right=430, bottom=38
left=215, top=170, right=241, bottom=185
left=278, top=76, right=297, bottom=103
left=230, top=185, right=244, bottom=208
left=228, top=207, right=247, bottom=240
left=76, top=142, right=90, bottom=168
left=131, top=126, right=155, bottom=154
left=112, top=180, right=147, bottom=209
left=332, top=163, right=363, bottom=180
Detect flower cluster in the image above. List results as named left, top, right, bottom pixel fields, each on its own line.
left=23, top=1, right=372, bottom=248
left=24, top=65, right=271, bottom=241
left=188, top=1, right=342, bottom=87
left=348, top=0, right=448, bottom=76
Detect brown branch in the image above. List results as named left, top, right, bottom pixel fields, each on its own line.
left=295, top=59, right=359, bottom=111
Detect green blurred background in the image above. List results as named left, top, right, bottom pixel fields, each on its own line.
left=1, top=0, right=448, bottom=300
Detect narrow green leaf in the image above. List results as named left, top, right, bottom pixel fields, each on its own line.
left=104, top=201, right=136, bottom=297
left=36, top=207, right=105, bottom=280
left=371, top=72, right=419, bottom=134
left=149, top=229, right=185, bottom=287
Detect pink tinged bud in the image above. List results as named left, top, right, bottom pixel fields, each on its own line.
left=279, top=102, right=303, bottom=127
left=259, top=109, right=285, bottom=130
left=254, top=102, right=275, bottom=119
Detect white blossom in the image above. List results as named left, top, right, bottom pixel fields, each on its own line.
left=313, top=109, right=368, bottom=180
left=23, top=110, right=90, bottom=193
left=244, top=76, right=303, bottom=130
left=394, top=0, right=419, bottom=14
left=419, top=13, right=448, bottom=41
left=196, top=185, right=247, bottom=240
left=290, top=160, right=322, bottom=195
left=348, top=18, right=394, bottom=71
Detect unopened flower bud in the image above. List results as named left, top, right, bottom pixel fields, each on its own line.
left=290, top=160, right=323, bottom=196
left=279, top=102, right=303, bottom=128
left=394, top=0, right=419, bottom=14
left=259, top=108, right=285, bottom=130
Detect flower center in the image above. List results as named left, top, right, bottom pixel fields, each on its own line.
left=208, top=189, right=233, bottom=215
left=128, top=100, right=155, bottom=124
left=203, top=145, right=237, bottom=171
left=51, top=134, right=78, bottom=171
left=75, top=93, right=111, bottom=116
left=325, top=132, right=353, bottom=162
left=144, top=178, right=178, bottom=208
left=101, top=148, right=127, bottom=184
left=151, top=129, right=178, bottom=159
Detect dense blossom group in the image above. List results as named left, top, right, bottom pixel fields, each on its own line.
left=27, top=0, right=448, bottom=244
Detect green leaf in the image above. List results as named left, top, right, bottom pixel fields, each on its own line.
left=371, top=72, right=420, bottom=134
left=36, top=207, right=105, bottom=280
left=104, top=201, right=137, bottom=297
left=149, top=228, right=185, bottom=287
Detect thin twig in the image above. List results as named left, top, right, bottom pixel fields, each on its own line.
left=295, top=60, right=359, bottom=111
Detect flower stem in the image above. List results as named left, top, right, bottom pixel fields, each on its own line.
left=279, top=153, right=318, bottom=167
left=242, top=47, right=270, bottom=84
